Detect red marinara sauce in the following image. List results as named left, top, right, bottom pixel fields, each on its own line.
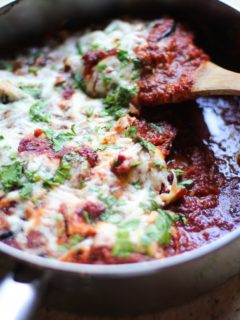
left=136, top=18, right=209, bottom=105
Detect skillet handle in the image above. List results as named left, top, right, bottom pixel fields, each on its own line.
left=0, top=0, right=20, bottom=16
left=0, top=264, right=48, bottom=320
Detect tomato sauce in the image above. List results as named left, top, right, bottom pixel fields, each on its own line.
left=141, top=96, right=240, bottom=256
left=136, top=18, right=209, bottom=105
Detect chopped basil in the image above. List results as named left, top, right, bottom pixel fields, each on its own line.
left=112, top=230, right=135, bottom=257
left=31, top=49, right=43, bottom=60
left=136, top=137, right=156, bottom=153
left=106, top=213, right=122, bottom=224
left=29, top=100, right=50, bottom=123
left=132, top=181, right=142, bottom=190
left=73, top=73, right=86, bottom=91
left=104, top=86, right=136, bottom=120
left=58, top=244, right=68, bottom=252
left=117, top=50, right=130, bottom=65
left=131, top=69, right=140, bottom=81
left=153, top=161, right=165, bottom=169
left=174, top=169, right=184, bottom=177
left=179, top=214, right=188, bottom=225
left=88, top=184, right=100, bottom=193
left=100, top=209, right=114, bottom=221
left=130, top=160, right=142, bottom=167
left=79, top=178, right=87, bottom=189
left=102, top=75, right=111, bottom=87
left=104, top=120, right=115, bottom=131
left=20, top=84, right=41, bottom=98
left=99, top=193, right=125, bottom=222
left=0, top=159, right=43, bottom=196
left=85, top=107, right=93, bottom=118
left=96, top=62, right=107, bottom=72
left=117, top=51, right=141, bottom=77
left=0, top=62, right=13, bottom=72
left=142, top=210, right=179, bottom=247
left=125, top=125, right=137, bottom=138
left=19, top=183, right=33, bottom=199
left=9, top=152, right=18, bottom=160
left=90, top=44, right=100, bottom=50
left=98, top=144, right=122, bottom=151
left=83, top=211, right=91, bottom=224
left=28, top=66, right=41, bottom=74
left=0, top=161, right=22, bottom=192
left=69, top=234, right=83, bottom=245
left=120, top=219, right=140, bottom=231
left=56, top=213, right=63, bottom=221
left=133, top=57, right=141, bottom=69
left=0, top=135, right=4, bottom=140
left=141, top=234, right=152, bottom=247
left=24, top=168, right=41, bottom=183
left=44, top=126, right=76, bottom=152
left=132, top=57, right=141, bottom=80
left=58, top=234, right=83, bottom=252
left=140, top=198, right=159, bottom=212
left=98, top=194, right=118, bottom=208
left=76, top=42, right=83, bottom=55
left=150, top=123, right=163, bottom=133
left=178, top=179, right=193, bottom=188
left=44, top=155, right=72, bottom=188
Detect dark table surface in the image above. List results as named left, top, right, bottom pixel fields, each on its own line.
left=35, top=274, right=240, bottom=320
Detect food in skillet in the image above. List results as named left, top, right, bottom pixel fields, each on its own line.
left=0, top=18, right=229, bottom=264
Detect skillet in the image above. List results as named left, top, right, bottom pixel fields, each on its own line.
left=0, top=0, right=239, bottom=319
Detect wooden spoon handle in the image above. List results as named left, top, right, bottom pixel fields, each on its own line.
left=192, top=61, right=240, bottom=97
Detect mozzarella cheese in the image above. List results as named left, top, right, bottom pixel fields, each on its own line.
left=0, top=20, right=184, bottom=263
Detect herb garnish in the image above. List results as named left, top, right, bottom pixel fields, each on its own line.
left=0, top=161, right=37, bottom=198
left=141, top=210, right=179, bottom=247
left=125, top=125, right=137, bottom=138
left=174, top=169, right=184, bottom=177
left=44, top=125, right=76, bottom=152
left=20, top=85, right=41, bottom=99
left=136, top=137, right=156, bottom=153
left=104, top=86, right=137, bottom=119
left=0, top=161, right=22, bottom=192
left=112, top=230, right=135, bottom=257
left=178, top=179, right=193, bottom=188
left=73, top=73, right=86, bottom=91
left=29, top=100, right=50, bottom=123
left=120, top=219, right=140, bottom=231
left=83, top=211, right=91, bottom=224
left=117, top=50, right=130, bottom=65
left=0, top=62, right=13, bottom=72
left=76, top=42, right=83, bottom=55
left=96, top=62, right=107, bottom=72
left=150, top=123, right=163, bottom=133
left=19, top=183, right=33, bottom=199
left=43, top=154, right=73, bottom=188
left=69, top=234, right=83, bottom=245
left=125, top=126, right=156, bottom=153
left=132, top=181, right=142, bottom=190
left=28, top=66, right=41, bottom=75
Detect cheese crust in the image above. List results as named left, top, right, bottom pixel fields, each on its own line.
left=0, top=19, right=201, bottom=264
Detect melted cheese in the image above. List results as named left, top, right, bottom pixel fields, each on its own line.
left=0, top=20, right=183, bottom=262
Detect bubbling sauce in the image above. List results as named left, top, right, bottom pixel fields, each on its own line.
left=142, top=97, right=240, bottom=256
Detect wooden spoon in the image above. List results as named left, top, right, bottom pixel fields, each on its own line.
left=192, top=61, right=240, bottom=97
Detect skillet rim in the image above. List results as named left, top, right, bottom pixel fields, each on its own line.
left=0, top=227, right=239, bottom=276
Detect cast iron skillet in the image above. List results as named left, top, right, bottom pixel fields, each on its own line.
left=0, top=0, right=239, bottom=319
